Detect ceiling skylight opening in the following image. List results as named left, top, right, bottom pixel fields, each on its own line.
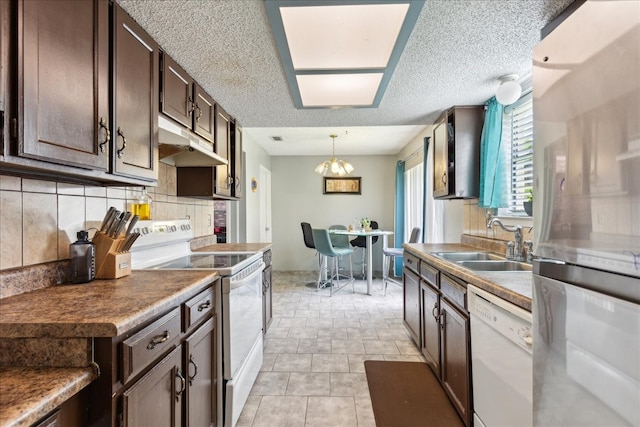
left=297, top=73, right=383, bottom=107
left=265, top=0, right=424, bottom=109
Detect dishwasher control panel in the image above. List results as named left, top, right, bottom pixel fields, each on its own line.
left=468, top=285, right=533, bottom=354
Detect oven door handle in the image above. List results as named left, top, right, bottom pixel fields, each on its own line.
left=225, top=261, right=265, bottom=293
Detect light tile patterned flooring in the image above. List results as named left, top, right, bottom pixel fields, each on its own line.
left=237, top=270, right=424, bottom=427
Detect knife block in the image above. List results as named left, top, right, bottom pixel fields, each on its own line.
left=93, top=232, right=131, bottom=279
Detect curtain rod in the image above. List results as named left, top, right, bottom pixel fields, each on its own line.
left=401, top=146, right=424, bottom=163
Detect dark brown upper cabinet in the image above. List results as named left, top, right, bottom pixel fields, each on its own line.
left=111, top=2, right=158, bottom=182
left=433, top=106, right=484, bottom=199
left=2, top=0, right=158, bottom=185
left=160, top=52, right=215, bottom=144
left=214, top=104, right=232, bottom=197
left=231, top=121, right=243, bottom=199
left=18, top=0, right=110, bottom=171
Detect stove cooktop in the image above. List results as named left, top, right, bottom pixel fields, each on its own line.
left=147, top=253, right=255, bottom=270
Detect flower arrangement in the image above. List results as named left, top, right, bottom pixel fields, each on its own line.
left=525, top=188, right=533, bottom=202
left=360, top=217, right=371, bottom=229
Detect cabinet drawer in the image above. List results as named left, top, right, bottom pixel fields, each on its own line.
left=183, top=287, right=215, bottom=332
left=440, top=274, right=467, bottom=310
left=419, top=261, right=439, bottom=287
left=404, top=252, right=419, bottom=274
left=121, top=308, right=181, bottom=383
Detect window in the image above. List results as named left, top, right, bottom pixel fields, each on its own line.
left=404, top=162, right=423, bottom=241
left=499, top=92, right=533, bottom=216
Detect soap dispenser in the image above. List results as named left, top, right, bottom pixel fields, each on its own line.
left=69, top=230, right=95, bottom=284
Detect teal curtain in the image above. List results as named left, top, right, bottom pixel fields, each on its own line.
left=479, top=97, right=507, bottom=208
left=421, top=137, right=430, bottom=243
left=393, top=161, right=405, bottom=276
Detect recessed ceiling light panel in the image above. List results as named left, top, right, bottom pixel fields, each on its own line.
left=281, top=4, right=409, bottom=70
left=297, top=73, right=383, bottom=107
left=266, top=0, right=424, bottom=109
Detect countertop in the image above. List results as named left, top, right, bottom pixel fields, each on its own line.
left=0, top=270, right=219, bottom=338
left=404, top=243, right=532, bottom=311
left=0, top=269, right=218, bottom=427
left=0, top=367, right=96, bottom=427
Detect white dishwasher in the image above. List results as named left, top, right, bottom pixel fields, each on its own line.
left=468, top=285, right=533, bottom=427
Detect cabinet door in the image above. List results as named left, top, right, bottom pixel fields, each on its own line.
left=194, top=83, right=215, bottom=142
left=20, top=0, right=109, bottom=170
left=433, top=117, right=449, bottom=197
left=184, top=317, right=216, bottom=427
left=161, top=52, right=193, bottom=129
left=420, top=282, right=440, bottom=379
left=214, top=105, right=231, bottom=196
left=402, top=268, right=421, bottom=345
left=262, top=264, right=273, bottom=334
left=440, top=298, right=471, bottom=427
left=112, top=3, right=158, bottom=181
left=231, top=122, right=243, bottom=199
left=123, top=346, right=183, bottom=427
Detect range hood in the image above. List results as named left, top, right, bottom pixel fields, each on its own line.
left=158, top=115, right=228, bottom=167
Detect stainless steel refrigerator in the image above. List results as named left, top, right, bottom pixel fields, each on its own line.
left=532, top=1, right=640, bottom=426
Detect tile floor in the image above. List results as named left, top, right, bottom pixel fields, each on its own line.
left=237, top=270, right=425, bottom=427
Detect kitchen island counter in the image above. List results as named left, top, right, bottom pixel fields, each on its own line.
left=404, top=243, right=532, bottom=311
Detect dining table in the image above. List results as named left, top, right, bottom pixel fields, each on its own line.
left=329, top=228, right=394, bottom=295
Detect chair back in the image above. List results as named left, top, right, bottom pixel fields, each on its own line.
left=301, top=222, right=315, bottom=249
left=409, top=227, right=421, bottom=243
left=329, top=224, right=349, bottom=248
left=350, top=220, right=379, bottom=248
left=312, top=229, right=340, bottom=258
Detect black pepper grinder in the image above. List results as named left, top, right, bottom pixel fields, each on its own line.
left=69, top=230, right=96, bottom=284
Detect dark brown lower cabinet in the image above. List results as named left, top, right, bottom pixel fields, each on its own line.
left=403, top=267, right=421, bottom=344
left=420, top=281, right=440, bottom=376
left=32, top=387, right=89, bottom=427
left=262, top=249, right=273, bottom=334
left=440, top=297, right=471, bottom=426
left=90, top=282, right=219, bottom=427
left=122, top=346, right=183, bottom=427
left=403, top=255, right=472, bottom=427
left=184, top=317, right=216, bottom=427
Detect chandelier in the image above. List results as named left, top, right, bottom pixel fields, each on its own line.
left=314, top=134, right=354, bottom=176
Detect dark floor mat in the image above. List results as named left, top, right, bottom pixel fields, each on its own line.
left=364, top=360, right=464, bottom=427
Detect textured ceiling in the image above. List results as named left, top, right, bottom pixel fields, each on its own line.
left=116, top=0, right=574, bottom=156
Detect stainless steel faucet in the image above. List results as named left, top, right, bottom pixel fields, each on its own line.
left=487, top=218, right=524, bottom=261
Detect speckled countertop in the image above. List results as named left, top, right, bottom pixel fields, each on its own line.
left=404, top=243, right=532, bottom=311
left=0, top=270, right=218, bottom=427
left=0, top=270, right=219, bottom=338
left=0, top=367, right=96, bottom=427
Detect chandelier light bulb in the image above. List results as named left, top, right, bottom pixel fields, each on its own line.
left=315, top=134, right=354, bottom=176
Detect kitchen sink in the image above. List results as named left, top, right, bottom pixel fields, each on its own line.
left=434, top=252, right=504, bottom=261
left=457, top=260, right=532, bottom=272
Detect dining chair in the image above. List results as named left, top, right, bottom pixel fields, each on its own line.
left=349, top=220, right=379, bottom=279
left=312, top=228, right=354, bottom=296
left=301, top=222, right=323, bottom=283
left=382, top=226, right=421, bottom=295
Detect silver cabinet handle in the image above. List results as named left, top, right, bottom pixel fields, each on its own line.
left=98, top=117, right=110, bottom=153
left=116, top=127, right=127, bottom=158
left=146, top=331, right=169, bottom=349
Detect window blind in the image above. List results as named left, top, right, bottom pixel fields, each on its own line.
left=504, top=95, right=533, bottom=213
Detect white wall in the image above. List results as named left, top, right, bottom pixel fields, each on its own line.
left=240, top=132, right=272, bottom=243
left=270, top=155, right=396, bottom=271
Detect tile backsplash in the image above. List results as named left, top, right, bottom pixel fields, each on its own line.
left=0, top=163, right=214, bottom=271
left=462, top=199, right=534, bottom=246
